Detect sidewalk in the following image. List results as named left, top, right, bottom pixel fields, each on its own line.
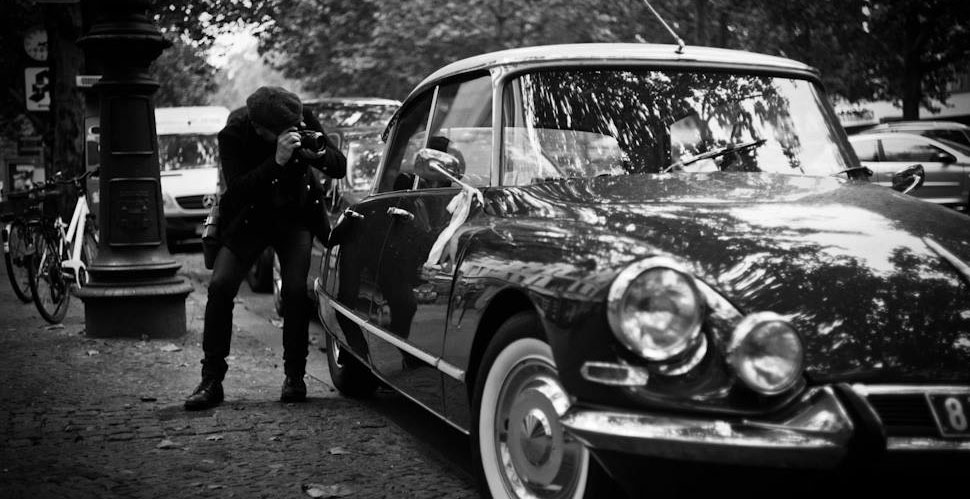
left=0, top=254, right=479, bottom=498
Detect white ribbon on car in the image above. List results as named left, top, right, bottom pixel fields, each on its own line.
left=424, top=184, right=483, bottom=271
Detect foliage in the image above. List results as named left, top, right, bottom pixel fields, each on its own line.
left=151, top=36, right=219, bottom=107
left=214, top=0, right=970, bottom=120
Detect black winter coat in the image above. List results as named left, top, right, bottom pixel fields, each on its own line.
left=217, top=106, right=346, bottom=263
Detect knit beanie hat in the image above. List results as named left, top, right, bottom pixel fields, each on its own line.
left=246, top=86, right=303, bottom=134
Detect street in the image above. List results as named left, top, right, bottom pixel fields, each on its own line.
left=0, top=245, right=480, bottom=498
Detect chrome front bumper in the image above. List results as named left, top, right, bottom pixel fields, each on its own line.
left=561, top=386, right=970, bottom=469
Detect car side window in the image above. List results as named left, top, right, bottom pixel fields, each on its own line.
left=851, top=138, right=880, bottom=161
left=424, top=73, right=492, bottom=188
left=881, top=137, right=943, bottom=162
left=377, top=92, right=433, bottom=193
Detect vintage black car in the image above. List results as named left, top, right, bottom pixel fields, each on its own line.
left=315, top=44, right=970, bottom=497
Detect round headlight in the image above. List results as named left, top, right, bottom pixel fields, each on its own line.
left=607, top=259, right=703, bottom=361
left=728, top=312, right=804, bottom=395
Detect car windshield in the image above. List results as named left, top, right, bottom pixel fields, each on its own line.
left=158, top=134, right=219, bottom=171
left=309, top=102, right=399, bottom=128
left=936, top=137, right=970, bottom=156
left=503, top=68, right=854, bottom=184
left=345, top=131, right=385, bottom=191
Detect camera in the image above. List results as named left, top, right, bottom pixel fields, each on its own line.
left=297, top=129, right=327, bottom=153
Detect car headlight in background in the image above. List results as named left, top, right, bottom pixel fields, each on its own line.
left=607, top=257, right=703, bottom=362
left=161, top=191, right=177, bottom=211
left=728, top=312, right=804, bottom=395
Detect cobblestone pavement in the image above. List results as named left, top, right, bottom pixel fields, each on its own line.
left=0, top=252, right=480, bottom=498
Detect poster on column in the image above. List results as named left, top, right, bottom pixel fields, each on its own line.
left=24, top=67, right=51, bottom=111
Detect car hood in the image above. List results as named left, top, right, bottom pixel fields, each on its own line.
left=486, top=173, right=970, bottom=384
left=160, top=168, right=219, bottom=197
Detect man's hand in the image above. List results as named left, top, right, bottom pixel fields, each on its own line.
left=297, top=147, right=326, bottom=160
left=274, top=128, right=301, bottom=166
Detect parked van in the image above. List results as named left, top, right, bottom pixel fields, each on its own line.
left=156, top=106, right=229, bottom=247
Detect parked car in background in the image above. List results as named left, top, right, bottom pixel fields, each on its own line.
left=857, top=120, right=970, bottom=148
left=849, top=132, right=969, bottom=210
left=246, top=97, right=400, bottom=293
left=304, top=97, right=401, bottom=129
left=157, top=106, right=230, bottom=248
left=316, top=43, right=969, bottom=497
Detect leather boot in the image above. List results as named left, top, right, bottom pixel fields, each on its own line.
left=184, top=375, right=224, bottom=411
left=280, top=375, right=307, bottom=403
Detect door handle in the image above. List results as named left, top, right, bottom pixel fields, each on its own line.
left=387, top=207, right=414, bottom=222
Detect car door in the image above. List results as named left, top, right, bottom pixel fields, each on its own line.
left=320, top=93, right=434, bottom=363
left=877, top=135, right=966, bottom=206
left=368, top=73, right=493, bottom=414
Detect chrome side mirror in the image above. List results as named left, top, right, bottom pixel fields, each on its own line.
left=415, top=147, right=463, bottom=184
left=892, top=163, right=925, bottom=195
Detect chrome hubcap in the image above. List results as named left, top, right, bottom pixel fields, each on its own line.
left=495, top=357, right=585, bottom=498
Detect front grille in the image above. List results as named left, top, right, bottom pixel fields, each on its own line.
left=176, top=195, right=209, bottom=210
left=866, top=393, right=938, bottom=437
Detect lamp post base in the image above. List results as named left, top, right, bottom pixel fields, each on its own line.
left=78, top=278, right=193, bottom=338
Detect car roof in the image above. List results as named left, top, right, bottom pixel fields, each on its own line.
left=304, top=97, right=401, bottom=106
left=155, top=106, right=230, bottom=135
left=407, top=43, right=819, bottom=102
left=869, top=120, right=970, bottom=131
left=849, top=132, right=933, bottom=142
left=849, top=131, right=970, bottom=153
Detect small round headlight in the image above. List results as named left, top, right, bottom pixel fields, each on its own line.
left=607, top=259, right=703, bottom=361
left=728, top=312, right=804, bottom=395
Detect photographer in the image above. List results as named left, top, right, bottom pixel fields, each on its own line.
left=185, top=86, right=346, bottom=410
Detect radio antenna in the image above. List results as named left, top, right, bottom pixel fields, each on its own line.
left=640, top=0, right=686, bottom=54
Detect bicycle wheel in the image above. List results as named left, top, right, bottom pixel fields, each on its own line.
left=79, top=219, right=98, bottom=287
left=4, top=220, right=36, bottom=303
left=29, top=230, right=71, bottom=324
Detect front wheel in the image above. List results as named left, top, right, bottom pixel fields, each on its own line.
left=472, top=312, right=605, bottom=499
left=4, top=220, right=36, bottom=303
left=29, top=233, right=70, bottom=324
left=326, top=333, right=378, bottom=397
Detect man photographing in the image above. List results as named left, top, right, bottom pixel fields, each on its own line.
left=185, top=86, right=346, bottom=410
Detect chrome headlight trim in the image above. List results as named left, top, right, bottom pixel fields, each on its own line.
left=607, top=256, right=704, bottom=361
left=728, top=311, right=805, bottom=395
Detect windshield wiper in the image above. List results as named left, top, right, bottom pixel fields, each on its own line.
left=663, top=139, right=766, bottom=172
left=832, top=166, right=873, bottom=178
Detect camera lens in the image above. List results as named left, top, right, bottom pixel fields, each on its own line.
left=298, top=130, right=324, bottom=152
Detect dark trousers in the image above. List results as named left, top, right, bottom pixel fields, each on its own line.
left=201, top=229, right=313, bottom=379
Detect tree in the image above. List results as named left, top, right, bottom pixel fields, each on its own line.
left=736, top=0, right=970, bottom=119
left=861, top=0, right=970, bottom=119
left=151, top=36, right=219, bottom=107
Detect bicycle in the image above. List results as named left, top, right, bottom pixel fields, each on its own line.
left=2, top=186, right=44, bottom=303
left=28, top=168, right=100, bottom=324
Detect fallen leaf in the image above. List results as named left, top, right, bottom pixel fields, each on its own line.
left=206, top=435, right=224, bottom=441
left=160, top=343, right=182, bottom=352
left=156, top=439, right=179, bottom=449
left=86, top=350, right=100, bottom=356
left=327, top=447, right=348, bottom=455
left=270, top=318, right=284, bottom=328
left=302, top=483, right=354, bottom=498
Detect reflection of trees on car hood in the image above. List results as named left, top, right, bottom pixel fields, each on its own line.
left=479, top=173, right=970, bottom=384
